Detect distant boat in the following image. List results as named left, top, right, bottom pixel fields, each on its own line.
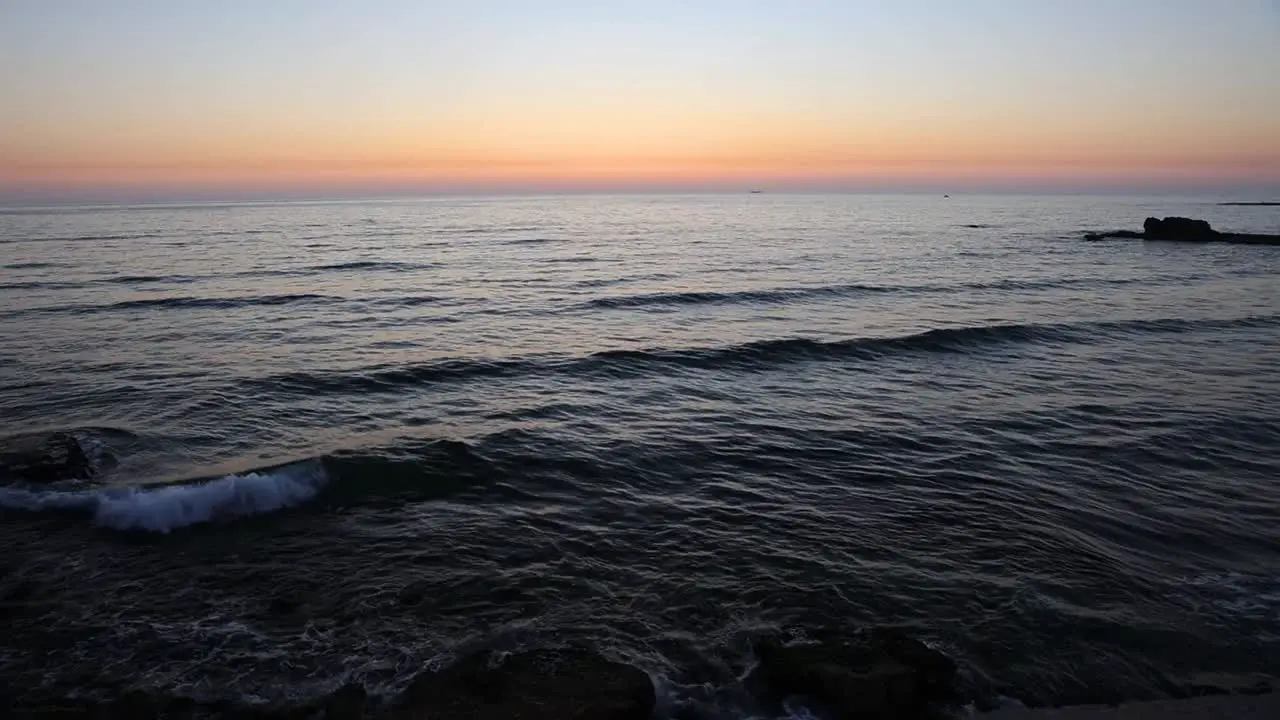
left=943, top=194, right=950, bottom=198
left=750, top=189, right=763, bottom=194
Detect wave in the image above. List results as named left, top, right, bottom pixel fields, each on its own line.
left=441, top=225, right=545, bottom=235
left=581, top=276, right=1208, bottom=311
left=249, top=315, right=1277, bottom=396
left=98, top=262, right=439, bottom=284
left=0, top=280, right=80, bottom=290
left=205, top=228, right=277, bottom=237
left=505, top=237, right=562, bottom=246
left=103, top=293, right=339, bottom=313
left=4, top=293, right=341, bottom=317
left=544, top=256, right=597, bottom=264
left=365, top=295, right=450, bottom=308
left=310, top=260, right=437, bottom=272
left=583, top=322, right=1074, bottom=370
left=0, top=232, right=163, bottom=244
left=957, top=275, right=1201, bottom=293
left=103, top=274, right=199, bottom=285
left=581, top=284, right=895, bottom=310
left=0, top=461, right=328, bottom=533
left=0, top=438, right=492, bottom=532
left=2, top=261, right=60, bottom=269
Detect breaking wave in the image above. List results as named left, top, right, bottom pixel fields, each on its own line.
left=0, top=461, right=327, bottom=533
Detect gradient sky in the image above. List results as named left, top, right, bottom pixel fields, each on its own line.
left=2, top=0, right=1279, bottom=198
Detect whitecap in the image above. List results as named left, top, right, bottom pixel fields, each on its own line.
left=0, top=461, right=327, bottom=533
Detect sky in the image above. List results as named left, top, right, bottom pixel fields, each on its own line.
left=2, top=0, right=1279, bottom=199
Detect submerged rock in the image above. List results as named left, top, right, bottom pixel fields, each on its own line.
left=396, top=647, right=654, bottom=719
left=748, top=627, right=959, bottom=719
left=0, top=431, right=95, bottom=483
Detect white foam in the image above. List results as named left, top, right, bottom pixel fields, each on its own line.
left=0, top=461, right=327, bottom=533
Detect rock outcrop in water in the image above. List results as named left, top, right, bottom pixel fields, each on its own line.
left=1084, top=217, right=1280, bottom=245
left=395, top=647, right=655, bottom=719
left=0, top=431, right=95, bottom=483
left=748, top=627, right=959, bottom=719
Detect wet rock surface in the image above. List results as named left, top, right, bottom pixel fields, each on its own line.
left=1143, top=217, right=1216, bottom=240
left=747, top=627, right=960, bottom=719
left=0, top=432, right=96, bottom=483
left=395, top=647, right=655, bottom=720
left=10, top=682, right=367, bottom=719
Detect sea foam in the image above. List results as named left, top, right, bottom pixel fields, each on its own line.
left=0, top=461, right=327, bottom=533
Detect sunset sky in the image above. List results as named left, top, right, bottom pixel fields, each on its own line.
left=2, top=0, right=1279, bottom=199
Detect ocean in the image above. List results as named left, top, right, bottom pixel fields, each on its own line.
left=1, top=193, right=1278, bottom=716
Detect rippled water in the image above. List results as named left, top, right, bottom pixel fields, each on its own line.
left=2, top=194, right=1279, bottom=715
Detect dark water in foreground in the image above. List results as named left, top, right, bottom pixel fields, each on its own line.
left=1, top=194, right=1278, bottom=716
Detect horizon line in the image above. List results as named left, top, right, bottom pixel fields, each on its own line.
left=4, top=185, right=1279, bottom=211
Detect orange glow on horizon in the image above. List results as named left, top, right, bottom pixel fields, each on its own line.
left=5, top=2, right=1278, bottom=197
left=6, top=151, right=1278, bottom=192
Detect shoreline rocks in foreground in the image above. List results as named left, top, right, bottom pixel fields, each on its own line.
left=8, top=630, right=963, bottom=719
left=6, top=630, right=1274, bottom=719
left=982, top=692, right=1280, bottom=718
left=1084, top=216, right=1280, bottom=245
left=394, top=647, right=654, bottom=719
left=748, top=626, right=960, bottom=719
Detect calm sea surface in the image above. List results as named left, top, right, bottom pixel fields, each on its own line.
left=1, top=194, right=1278, bottom=715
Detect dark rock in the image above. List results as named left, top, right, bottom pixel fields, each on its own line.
left=397, top=647, right=654, bottom=719
left=1144, top=216, right=1216, bottom=240
left=1084, top=217, right=1280, bottom=245
left=109, top=689, right=162, bottom=719
left=748, top=627, right=958, bottom=719
left=164, top=696, right=198, bottom=718
left=8, top=691, right=339, bottom=720
left=323, top=683, right=368, bottom=719
left=1182, top=672, right=1274, bottom=698
left=1084, top=230, right=1144, bottom=241
left=0, top=432, right=95, bottom=483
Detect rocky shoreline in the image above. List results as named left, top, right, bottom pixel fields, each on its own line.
left=6, top=628, right=960, bottom=718
left=8, top=627, right=1273, bottom=719
left=2, top=438, right=1277, bottom=719
left=983, top=693, right=1280, bottom=719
